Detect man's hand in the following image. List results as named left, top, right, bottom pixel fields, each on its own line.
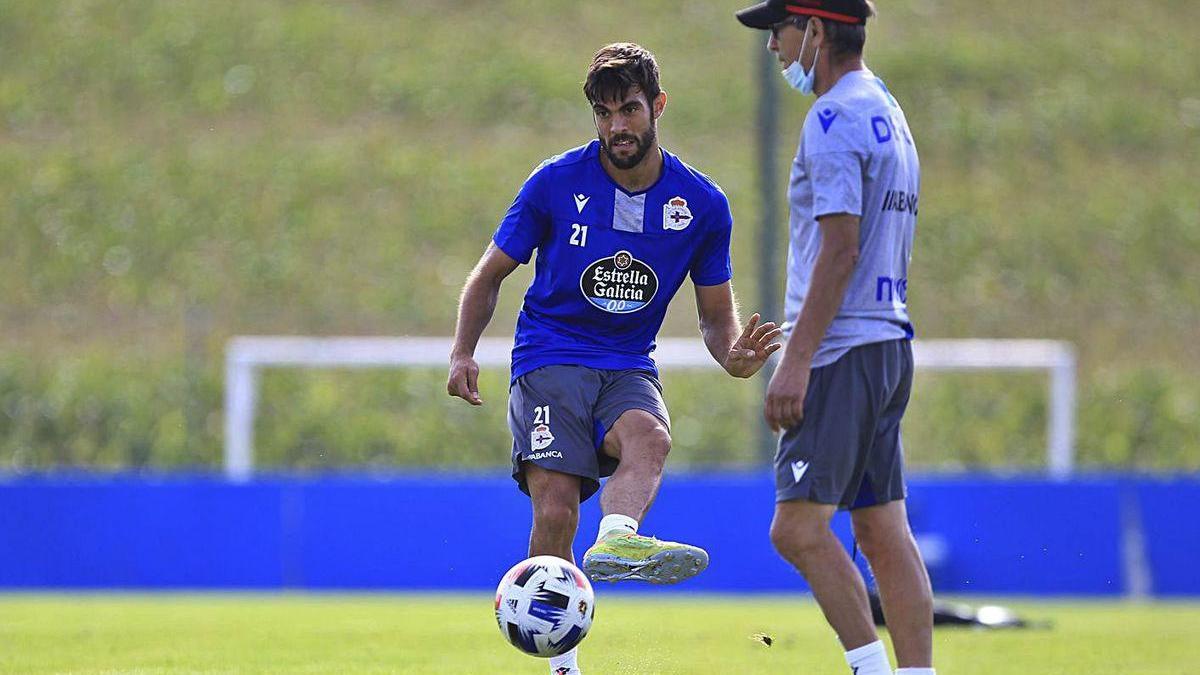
left=447, top=354, right=483, bottom=405
left=764, top=356, right=809, bottom=432
left=723, top=313, right=783, bottom=378
left=446, top=244, right=520, bottom=406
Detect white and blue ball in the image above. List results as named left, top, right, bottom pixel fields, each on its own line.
left=494, top=555, right=595, bottom=657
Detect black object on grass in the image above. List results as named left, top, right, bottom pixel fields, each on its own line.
left=869, top=591, right=1053, bottom=629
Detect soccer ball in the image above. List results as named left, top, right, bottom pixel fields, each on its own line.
left=494, top=555, right=595, bottom=657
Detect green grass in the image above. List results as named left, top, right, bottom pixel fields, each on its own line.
left=2, top=594, right=1198, bottom=674
left=2, top=0, right=1199, bottom=470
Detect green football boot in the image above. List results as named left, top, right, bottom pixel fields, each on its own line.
left=581, top=533, right=709, bottom=584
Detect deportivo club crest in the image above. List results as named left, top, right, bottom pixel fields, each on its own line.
left=579, top=249, right=659, bottom=314
left=531, top=424, right=554, bottom=451
left=663, top=196, right=693, bottom=231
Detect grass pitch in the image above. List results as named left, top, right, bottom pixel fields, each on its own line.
left=2, top=594, right=1198, bottom=674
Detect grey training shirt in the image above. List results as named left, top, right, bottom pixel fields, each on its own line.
left=785, top=68, right=920, bottom=368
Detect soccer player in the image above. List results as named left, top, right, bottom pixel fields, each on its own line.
left=734, top=2, right=935, bottom=675
left=447, top=43, right=780, bottom=675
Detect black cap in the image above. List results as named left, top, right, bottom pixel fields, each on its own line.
left=736, top=0, right=869, bottom=29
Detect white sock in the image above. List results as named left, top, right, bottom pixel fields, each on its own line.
left=896, top=669, right=935, bottom=675
left=548, top=647, right=578, bottom=674
left=596, top=514, right=637, bottom=541
left=845, top=640, right=892, bottom=675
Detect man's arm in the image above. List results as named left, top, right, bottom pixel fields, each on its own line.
left=765, top=213, right=860, bottom=430
left=781, top=213, right=860, bottom=365
left=694, top=281, right=782, bottom=379
left=446, top=243, right=521, bottom=405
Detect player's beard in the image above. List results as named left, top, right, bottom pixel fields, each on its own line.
left=600, top=123, right=656, bottom=171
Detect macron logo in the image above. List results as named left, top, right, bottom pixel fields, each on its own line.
left=818, top=108, right=838, bottom=133
left=574, top=193, right=590, bottom=213
left=791, top=460, right=810, bottom=483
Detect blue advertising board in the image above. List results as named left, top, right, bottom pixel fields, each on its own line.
left=1, top=473, right=1195, bottom=595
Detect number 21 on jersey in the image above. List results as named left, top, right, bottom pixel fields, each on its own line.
left=570, top=224, right=588, bottom=247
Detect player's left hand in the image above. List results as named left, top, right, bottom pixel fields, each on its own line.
left=723, top=313, right=783, bottom=379
left=764, top=356, right=809, bottom=432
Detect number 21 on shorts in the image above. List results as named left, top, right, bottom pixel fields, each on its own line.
left=530, top=405, right=555, bottom=451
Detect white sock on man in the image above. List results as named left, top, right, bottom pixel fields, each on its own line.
left=844, top=640, right=892, bottom=675
left=548, top=646, right=579, bottom=674
left=596, top=514, right=638, bottom=541
left=896, top=669, right=936, bottom=675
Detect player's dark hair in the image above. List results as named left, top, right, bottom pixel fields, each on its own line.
left=584, top=43, right=661, bottom=107
left=817, top=0, right=876, bottom=60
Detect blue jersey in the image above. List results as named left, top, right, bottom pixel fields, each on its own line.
left=493, top=140, right=733, bottom=380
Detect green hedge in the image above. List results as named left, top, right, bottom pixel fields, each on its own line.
left=2, top=356, right=1196, bottom=473
left=1, top=1, right=1197, bottom=470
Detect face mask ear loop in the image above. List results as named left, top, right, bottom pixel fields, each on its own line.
left=782, top=21, right=819, bottom=95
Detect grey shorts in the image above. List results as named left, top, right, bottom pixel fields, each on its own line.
left=775, top=339, right=913, bottom=510
left=509, top=365, right=671, bottom=502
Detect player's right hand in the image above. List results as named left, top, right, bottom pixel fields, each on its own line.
left=447, top=355, right=483, bottom=405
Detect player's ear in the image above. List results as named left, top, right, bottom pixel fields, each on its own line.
left=809, top=17, right=825, bottom=48
left=652, top=91, right=667, bottom=120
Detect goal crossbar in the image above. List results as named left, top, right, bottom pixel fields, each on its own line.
left=224, top=337, right=1076, bottom=481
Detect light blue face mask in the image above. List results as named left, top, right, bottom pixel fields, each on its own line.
left=781, top=24, right=819, bottom=95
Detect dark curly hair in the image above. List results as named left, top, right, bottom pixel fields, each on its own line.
left=584, top=43, right=661, bottom=106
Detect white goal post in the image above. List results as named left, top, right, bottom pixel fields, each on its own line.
left=224, top=337, right=1076, bottom=482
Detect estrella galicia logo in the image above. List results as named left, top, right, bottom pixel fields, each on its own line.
left=580, top=250, right=659, bottom=314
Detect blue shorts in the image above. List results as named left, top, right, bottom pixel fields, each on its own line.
left=509, top=365, right=671, bottom=502
left=774, top=339, right=912, bottom=510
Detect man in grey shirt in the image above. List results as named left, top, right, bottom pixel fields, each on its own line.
left=735, top=1, right=935, bottom=674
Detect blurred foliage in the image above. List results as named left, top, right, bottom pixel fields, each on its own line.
left=1, top=1, right=1197, bottom=472
left=3, top=356, right=1198, bottom=473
